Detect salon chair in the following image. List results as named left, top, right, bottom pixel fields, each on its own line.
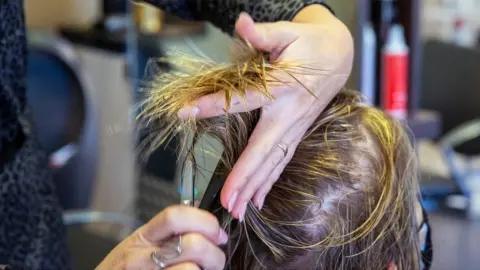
left=26, top=30, right=139, bottom=269
left=27, top=30, right=94, bottom=209
left=419, top=40, right=480, bottom=217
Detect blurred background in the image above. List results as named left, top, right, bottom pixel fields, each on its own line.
left=23, top=0, right=479, bottom=269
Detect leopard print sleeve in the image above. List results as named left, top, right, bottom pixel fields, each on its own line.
left=140, top=0, right=333, bottom=35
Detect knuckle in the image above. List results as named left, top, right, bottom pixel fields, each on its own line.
left=205, top=212, right=221, bottom=228
left=184, top=233, right=207, bottom=255
left=162, top=206, right=181, bottom=228
left=212, top=95, right=226, bottom=109
left=183, top=234, right=225, bottom=270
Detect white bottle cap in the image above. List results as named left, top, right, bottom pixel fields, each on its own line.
left=384, top=24, right=409, bottom=54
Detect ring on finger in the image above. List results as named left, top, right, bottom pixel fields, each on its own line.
left=151, top=250, right=167, bottom=269
left=276, top=142, right=288, bottom=157
left=151, top=235, right=183, bottom=269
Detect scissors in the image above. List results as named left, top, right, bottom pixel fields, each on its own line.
left=178, top=156, right=226, bottom=211
left=153, top=160, right=198, bottom=266
left=199, top=161, right=225, bottom=212
left=180, top=160, right=196, bottom=207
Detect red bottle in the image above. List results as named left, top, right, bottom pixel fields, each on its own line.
left=382, top=24, right=409, bottom=119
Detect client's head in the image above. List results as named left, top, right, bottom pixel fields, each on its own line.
left=141, top=42, right=421, bottom=270
left=193, top=90, right=420, bottom=270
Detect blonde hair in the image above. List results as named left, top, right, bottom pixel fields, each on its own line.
left=140, top=40, right=422, bottom=270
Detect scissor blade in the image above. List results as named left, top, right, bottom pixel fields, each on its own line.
left=180, top=160, right=194, bottom=206
left=199, top=160, right=226, bottom=211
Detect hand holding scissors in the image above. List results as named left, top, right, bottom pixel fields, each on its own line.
left=96, top=162, right=227, bottom=270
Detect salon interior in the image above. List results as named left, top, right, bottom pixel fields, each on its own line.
left=20, top=0, right=480, bottom=269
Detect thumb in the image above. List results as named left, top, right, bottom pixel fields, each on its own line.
left=235, top=12, right=299, bottom=54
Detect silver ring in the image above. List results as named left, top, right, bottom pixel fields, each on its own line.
left=151, top=250, right=167, bottom=269
left=277, top=143, right=288, bottom=157
left=151, top=235, right=183, bottom=269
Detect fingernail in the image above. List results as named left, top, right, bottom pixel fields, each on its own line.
left=258, top=196, right=265, bottom=211
left=388, top=263, right=398, bottom=270
left=178, top=106, right=199, bottom=119
left=270, top=48, right=282, bottom=61
left=239, top=202, right=247, bottom=223
left=218, top=229, right=228, bottom=244
left=228, top=192, right=238, bottom=213
left=191, top=106, right=200, bottom=116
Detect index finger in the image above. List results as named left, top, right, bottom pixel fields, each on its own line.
left=140, top=205, right=228, bottom=246
left=177, top=85, right=287, bottom=120
left=177, top=68, right=299, bottom=119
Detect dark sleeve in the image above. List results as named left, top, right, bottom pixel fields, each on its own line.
left=140, top=0, right=334, bottom=35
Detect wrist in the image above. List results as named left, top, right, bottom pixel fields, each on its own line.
left=293, top=4, right=337, bottom=25
left=294, top=4, right=354, bottom=66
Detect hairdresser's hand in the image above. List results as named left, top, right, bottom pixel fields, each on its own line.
left=96, top=205, right=227, bottom=270
left=179, top=6, right=353, bottom=220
